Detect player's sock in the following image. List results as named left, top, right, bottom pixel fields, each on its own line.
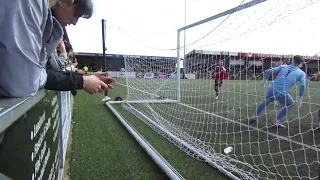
left=275, top=105, right=293, bottom=124
left=252, top=101, right=267, bottom=118
left=249, top=101, right=268, bottom=124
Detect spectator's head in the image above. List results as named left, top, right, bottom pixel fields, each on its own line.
left=292, top=55, right=303, bottom=66
left=218, top=60, right=224, bottom=66
left=53, top=0, right=93, bottom=26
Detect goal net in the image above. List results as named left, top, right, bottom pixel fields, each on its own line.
left=121, top=55, right=178, bottom=103
left=111, top=0, right=320, bottom=179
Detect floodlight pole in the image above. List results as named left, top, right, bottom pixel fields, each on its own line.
left=102, top=19, right=107, bottom=72
left=183, top=0, right=186, bottom=60
left=102, top=19, right=109, bottom=99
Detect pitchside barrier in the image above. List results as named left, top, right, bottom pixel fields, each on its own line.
left=104, top=71, right=267, bottom=81
left=0, top=90, right=73, bottom=180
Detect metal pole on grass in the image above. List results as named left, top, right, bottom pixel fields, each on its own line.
left=102, top=19, right=107, bottom=72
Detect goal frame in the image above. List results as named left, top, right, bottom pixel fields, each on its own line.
left=105, top=1, right=288, bottom=180
left=107, top=0, right=267, bottom=105
left=176, top=0, right=266, bottom=103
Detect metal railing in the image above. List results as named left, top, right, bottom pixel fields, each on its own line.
left=0, top=90, right=73, bottom=180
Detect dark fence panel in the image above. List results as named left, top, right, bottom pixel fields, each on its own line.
left=0, top=91, right=72, bottom=180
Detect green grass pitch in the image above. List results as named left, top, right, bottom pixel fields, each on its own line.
left=70, top=78, right=320, bottom=179
left=70, top=90, right=226, bottom=180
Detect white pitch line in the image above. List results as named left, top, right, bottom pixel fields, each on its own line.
left=114, top=81, right=320, bottom=149
left=222, top=91, right=320, bottom=106
left=178, top=88, right=320, bottom=106
left=178, top=102, right=320, bottom=152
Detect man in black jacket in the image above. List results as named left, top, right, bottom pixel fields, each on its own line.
left=49, top=0, right=116, bottom=94
left=0, top=0, right=114, bottom=97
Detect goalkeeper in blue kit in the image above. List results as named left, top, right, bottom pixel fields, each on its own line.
left=250, top=55, right=306, bottom=128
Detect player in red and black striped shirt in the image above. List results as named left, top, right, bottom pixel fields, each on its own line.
left=213, top=60, right=227, bottom=99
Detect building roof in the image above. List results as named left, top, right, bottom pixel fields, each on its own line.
left=74, top=52, right=176, bottom=60
left=185, top=50, right=320, bottom=60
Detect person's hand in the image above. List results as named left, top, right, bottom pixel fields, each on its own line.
left=93, top=71, right=109, bottom=77
left=72, top=62, right=78, bottom=67
left=82, top=75, right=109, bottom=94
left=93, top=72, right=116, bottom=88
left=77, top=70, right=86, bottom=75
left=101, top=76, right=116, bottom=89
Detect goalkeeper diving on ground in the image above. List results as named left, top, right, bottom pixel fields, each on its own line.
left=249, top=55, right=306, bottom=128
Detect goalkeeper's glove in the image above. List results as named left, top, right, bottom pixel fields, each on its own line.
left=296, top=96, right=303, bottom=107
left=260, top=80, right=268, bottom=88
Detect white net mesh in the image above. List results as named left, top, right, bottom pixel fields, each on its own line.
left=114, top=0, right=320, bottom=179
left=123, top=55, right=178, bottom=102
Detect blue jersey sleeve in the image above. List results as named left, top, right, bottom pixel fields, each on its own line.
left=298, top=72, right=306, bottom=97
left=264, top=66, right=282, bottom=80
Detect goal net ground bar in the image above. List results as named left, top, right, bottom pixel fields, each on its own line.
left=105, top=102, right=184, bottom=180
left=125, top=103, right=243, bottom=180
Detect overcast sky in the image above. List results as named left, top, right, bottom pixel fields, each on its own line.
left=66, top=0, right=320, bottom=58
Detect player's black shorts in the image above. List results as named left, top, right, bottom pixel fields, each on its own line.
left=214, top=79, right=223, bottom=89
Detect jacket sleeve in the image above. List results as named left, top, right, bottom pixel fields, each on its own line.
left=0, top=0, right=48, bottom=97
left=44, top=69, right=84, bottom=91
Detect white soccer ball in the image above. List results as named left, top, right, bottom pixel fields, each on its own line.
left=224, top=146, right=233, bottom=154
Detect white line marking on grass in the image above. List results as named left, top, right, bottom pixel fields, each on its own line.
left=223, top=91, right=320, bottom=106
left=178, top=102, right=320, bottom=152
left=181, top=88, right=320, bottom=106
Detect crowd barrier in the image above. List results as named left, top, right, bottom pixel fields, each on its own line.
left=0, top=90, right=73, bottom=180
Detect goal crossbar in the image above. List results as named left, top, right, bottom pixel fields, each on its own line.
left=177, top=0, right=266, bottom=32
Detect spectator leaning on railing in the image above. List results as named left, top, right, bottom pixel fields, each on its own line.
left=47, top=29, right=81, bottom=96
left=0, top=0, right=115, bottom=98
left=47, top=34, right=69, bottom=70
left=64, top=41, right=80, bottom=72
left=47, top=25, right=82, bottom=96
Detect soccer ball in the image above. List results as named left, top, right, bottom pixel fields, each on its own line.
left=115, top=97, right=123, bottom=101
